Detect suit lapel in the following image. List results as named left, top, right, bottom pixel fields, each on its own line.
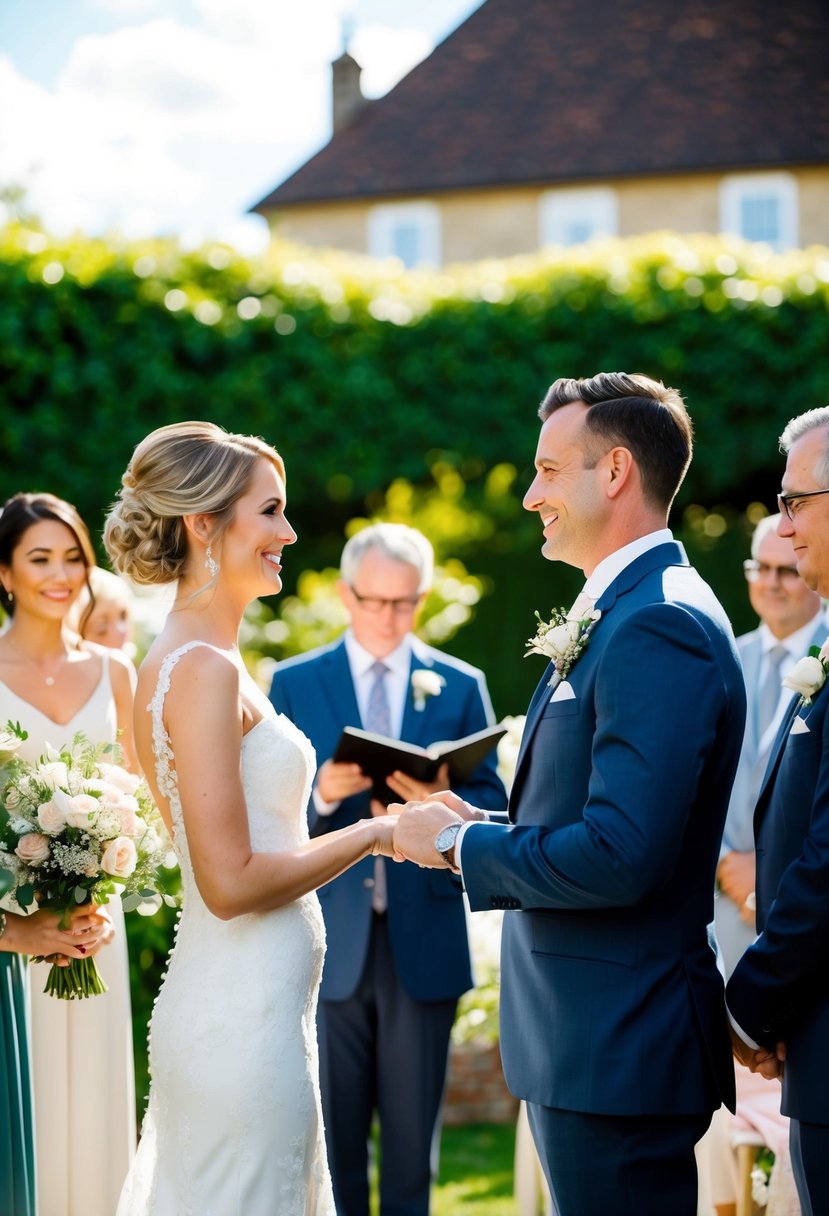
left=510, top=541, right=688, bottom=814
left=400, top=650, right=434, bottom=745
left=753, top=693, right=803, bottom=832
left=318, top=639, right=363, bottom=727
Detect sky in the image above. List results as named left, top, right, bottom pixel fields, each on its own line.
left=0, top=0, right=482, bottom=251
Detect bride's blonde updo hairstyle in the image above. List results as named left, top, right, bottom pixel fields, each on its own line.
left=104, top=421, right=285, bottom=586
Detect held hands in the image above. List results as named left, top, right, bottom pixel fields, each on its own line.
left=389, top=799, right=465, bottom=870
left=717, top=850, right=756, bottom=924
left=368, top=814, right=404, bottom=861
left=729, top=1025, right=786, bottom=1080
left=4, top=904, right=113, bottom=965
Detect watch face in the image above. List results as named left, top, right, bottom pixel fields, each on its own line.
left=435, top=824, right=460, bottom=853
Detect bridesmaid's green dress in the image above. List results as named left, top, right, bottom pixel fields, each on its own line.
left=0, top=951, right=36, bottom=1216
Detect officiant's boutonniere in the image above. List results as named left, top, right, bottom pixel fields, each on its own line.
left=525, top=606, right=601, bottom=685
left=782, top=642, right=829, bottom=706
left=411, top=669, right=445, bottom=711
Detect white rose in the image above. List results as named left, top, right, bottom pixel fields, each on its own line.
left=52, top=789, right=100, bottom=830
left=15, top=832, right=51, bottom=865
left=0, top=729, right=22, bottom=755
left=411, top=669, right=446, bottom=710
left=37, top=800, right=67, bottom=835
left=101, top=836, right=138, bottom=878
left=783, top=655, right=826, bottom=701
left=97, top=763, right=142, bottom=796
left=36, top=760, right=69, bottom=791
left=5, top=786, right=21, bottom=811
left=540, top=620, right=581, bottom=659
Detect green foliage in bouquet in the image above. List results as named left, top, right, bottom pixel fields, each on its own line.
left=0, top=724, right=173, bottom=998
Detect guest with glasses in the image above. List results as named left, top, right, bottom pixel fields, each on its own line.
left=697, top=512, right=825, bottom=1215
left=728, top=406, right=829, bottom=1215
left=270, top=522, right=506, bottom=1216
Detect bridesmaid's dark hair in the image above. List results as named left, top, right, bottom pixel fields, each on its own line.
left=0, top=492, right=97, bottom=624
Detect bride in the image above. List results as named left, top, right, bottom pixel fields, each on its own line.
left=105, top=421, right=400, bottom=1215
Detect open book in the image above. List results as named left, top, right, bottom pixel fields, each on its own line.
left=333, top=722, right=507, bottom=806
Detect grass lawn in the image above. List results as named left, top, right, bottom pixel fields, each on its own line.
left=370, top=1122, right=518, bottom=1216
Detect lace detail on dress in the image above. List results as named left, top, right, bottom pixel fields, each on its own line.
left=118, top=641, right=334, bottom=1215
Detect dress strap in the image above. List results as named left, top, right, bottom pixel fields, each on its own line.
left=148, top=642, right=212, bottom=807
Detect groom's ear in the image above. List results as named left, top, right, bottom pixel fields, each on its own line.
left=604, top=446, right=635, bottom=499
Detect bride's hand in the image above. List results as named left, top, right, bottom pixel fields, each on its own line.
left=369, top=813, right=404, bottom=861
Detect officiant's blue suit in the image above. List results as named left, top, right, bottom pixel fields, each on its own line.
left=727, top=659, right=829, bottom=1210
left=270, top=635, right=506, bottom=1216
left=461, top=542, right=744, bottom=1215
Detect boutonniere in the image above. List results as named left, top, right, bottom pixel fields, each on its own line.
left=525, top=606, right=602, bottom=685
left=411, top=669, right=445, bottom=711
left=782, top=642, right=829, bottom=706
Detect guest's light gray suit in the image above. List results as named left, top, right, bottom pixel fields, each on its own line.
left=715, top=621, right=827, bottom=978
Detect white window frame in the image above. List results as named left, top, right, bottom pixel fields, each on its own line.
left=539, top=186, right=618, bottom=248
left=719, top=172, right=798, bottom=252
left=367, top=201, right=441, bottom=268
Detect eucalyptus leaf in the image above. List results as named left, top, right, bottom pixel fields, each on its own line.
left=16, top=883, right=35, bottom=908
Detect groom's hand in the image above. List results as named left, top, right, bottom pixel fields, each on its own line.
left=391, top=801, right=463, bottom=869
left=424, top=788, right=489, bottom=822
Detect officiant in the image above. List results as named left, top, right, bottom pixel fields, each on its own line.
left=270, top=522, right=506, bottom=1216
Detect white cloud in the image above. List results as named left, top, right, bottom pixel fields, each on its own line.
left=350, top=24, right=432, bottom=97
left=0, top=4, right=438, bottom=244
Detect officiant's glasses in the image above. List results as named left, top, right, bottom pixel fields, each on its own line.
left=778, top=487, right=829, bottom=520
left=350, top=588, right=422, bottom=613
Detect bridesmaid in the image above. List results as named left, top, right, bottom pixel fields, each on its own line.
left=0, top=898, right=112, bottom=1216
left=0, top=492, right=139, bottom=1216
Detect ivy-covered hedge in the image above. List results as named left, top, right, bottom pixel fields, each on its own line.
left=2, top=225, right=828, bottom=526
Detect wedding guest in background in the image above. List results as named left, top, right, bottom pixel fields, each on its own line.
left=0, top=492, right=138, bottom=1216
left=68, top=564, right=137, bottom=655
left=698, top=512, right=822, bottom=1214
left=270, top=522, right=506, bottom=1216
left=728, top=407, right=829, bottom=1216
left=0, top=882, right=111, bottom=1216
left=393, top=373, right=745, bottom=1216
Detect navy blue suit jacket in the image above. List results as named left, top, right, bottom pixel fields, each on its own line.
left=269, top=635, right=507, bottom=1003
left=461, top=543, right=744, bottom=1117
left=727, top=668, right=829, bottom=1124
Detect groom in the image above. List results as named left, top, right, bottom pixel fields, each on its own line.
left=393, top=372, right=746, bottom=1216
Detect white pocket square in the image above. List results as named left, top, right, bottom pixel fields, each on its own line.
left=790, top=716, right=810, bottom=735
left=550, top=681, right=576, bottom=703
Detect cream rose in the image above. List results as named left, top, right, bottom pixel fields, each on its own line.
left=52, top=789, right=100, bottom=830
left=783, top=655, right=826, bottom=703
left=101, top=836, right=138, bottom=878
left=97, top=763, right=142, bottom=796
left=5, top=786, right=20, bottom=811
left=536, top=620, right=582, bottom=660
left=15, top=832, right=51, bottom=865
left=37, top=799, right=67, bottom=835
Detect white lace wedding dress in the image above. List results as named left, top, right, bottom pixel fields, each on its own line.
left=117, top=642, right=335, bottom=1215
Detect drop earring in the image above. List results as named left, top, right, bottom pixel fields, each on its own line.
left=205, top=544, right=219, bottom=578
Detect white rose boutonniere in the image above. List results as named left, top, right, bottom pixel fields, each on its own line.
left=782, top=642, right=829, bottom=706
left=411, top=669, right=446, bottom=711
left=525, top=606, right=601, bottom=684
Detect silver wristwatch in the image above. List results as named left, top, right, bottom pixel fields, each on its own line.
left=434, top=822, right=462, bottom=872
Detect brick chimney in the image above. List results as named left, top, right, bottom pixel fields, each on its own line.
left=332, top=49, right=367, bottom=132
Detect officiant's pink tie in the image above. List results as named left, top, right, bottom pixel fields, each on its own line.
left=366, top=661, right=390, bottom=913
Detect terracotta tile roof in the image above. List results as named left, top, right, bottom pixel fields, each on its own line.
left=253, top=0, right=829, bottom=210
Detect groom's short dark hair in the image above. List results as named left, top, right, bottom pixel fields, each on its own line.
left=539, top=371, right=693, bottom=511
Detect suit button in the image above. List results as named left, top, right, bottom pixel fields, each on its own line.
left=363, top=878, right=375, bottom=889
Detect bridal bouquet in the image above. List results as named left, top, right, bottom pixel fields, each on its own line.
left=0, top=722, right=170, bottom=999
